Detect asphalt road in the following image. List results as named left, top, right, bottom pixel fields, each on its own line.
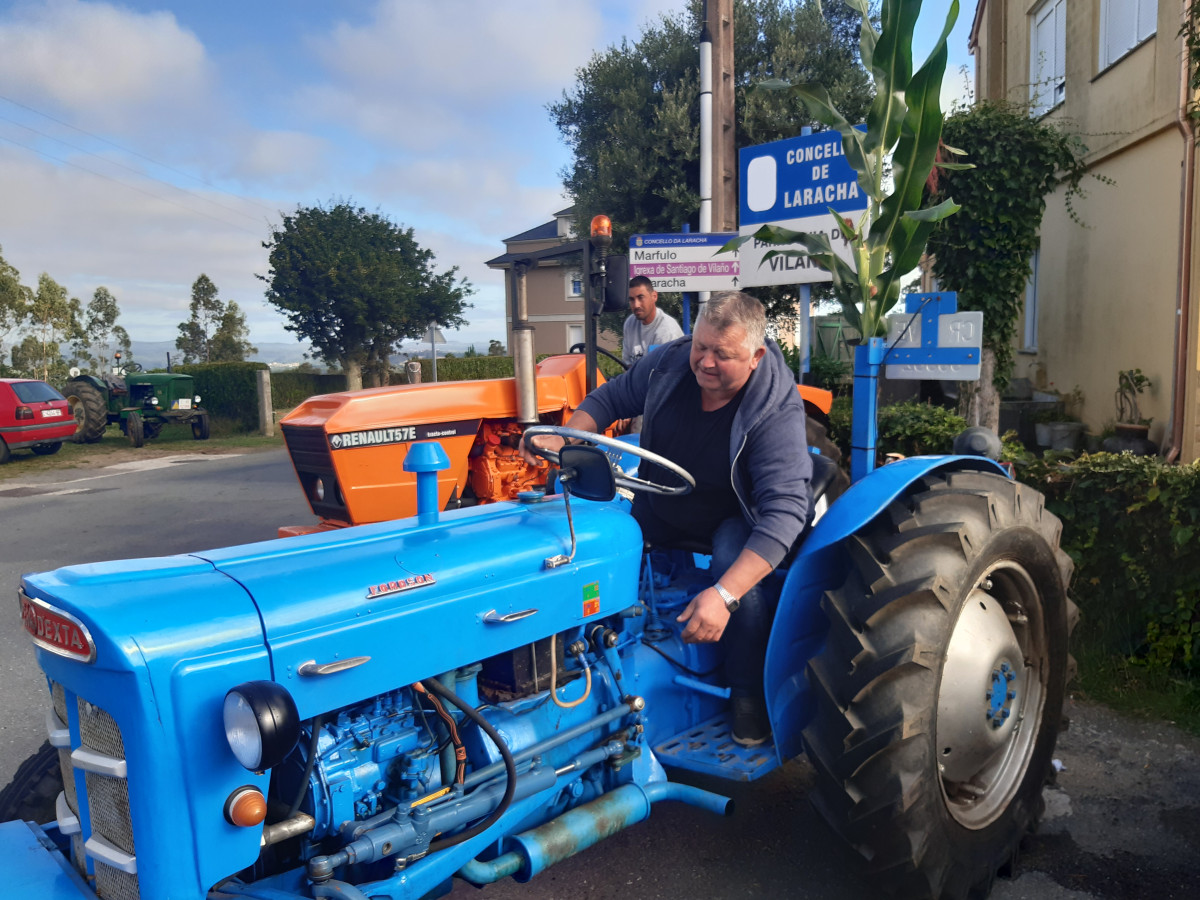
left=1, top=450, right=1198, bottom=899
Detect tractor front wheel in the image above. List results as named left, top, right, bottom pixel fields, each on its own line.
left=61, top=380, right=107, bottom=443
left=127, top=411, right=145, bottom=447
left=0, top=741, right=62, bottom=825
left=803, top=470, right=1077, bottom=899
left=192, top=413, right=210, bottom=440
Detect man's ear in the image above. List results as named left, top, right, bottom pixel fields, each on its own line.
left=750, top=346, right=766, bottom=368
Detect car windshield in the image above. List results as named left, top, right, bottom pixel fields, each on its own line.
left=11, top=381, right=65, bottom=403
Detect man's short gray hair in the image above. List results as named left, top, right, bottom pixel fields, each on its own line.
left=700, top=291, right=766, bottom=351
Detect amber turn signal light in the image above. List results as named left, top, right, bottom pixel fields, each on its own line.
left=225, top=786, right=267, bottom=827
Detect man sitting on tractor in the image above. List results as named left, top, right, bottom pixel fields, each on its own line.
left=523, top=290, right=812, bottom=745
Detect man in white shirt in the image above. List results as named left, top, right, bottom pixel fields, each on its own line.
left=623, top=276, right=684, bottom=365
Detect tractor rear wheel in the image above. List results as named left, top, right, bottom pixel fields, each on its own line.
left=127, top=411, right=145, bottom=447
left=61, top=380, right=108, bottom=443
left=192, top=413, right=210, bottom=440
left=0, top=741, right=61, bottom=825
left=802, top=470, right=1077, bottom=900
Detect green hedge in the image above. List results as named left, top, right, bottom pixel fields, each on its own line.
left=272, top=371, right=348, bottom=408
left=828, top=398, right=967, bottom=461
left=386, top=353, right=625, bottom=385
left=175, top=362, right=267, bottom=431
left=1016, top=453, right=1200, bottom=673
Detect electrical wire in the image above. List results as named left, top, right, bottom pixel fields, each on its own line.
left=413, top=682, right=466, bottom=784
left=286, top=714, right=324, bottom=819
left=421, top=678, right=517, bottom=855
left=549, top=637, right=592, bottom=709
left=640, top=638, right=721, bottom=678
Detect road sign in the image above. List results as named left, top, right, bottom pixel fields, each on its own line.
left=628, top=232, right=740, bottom=292
left=884, top=293, right=982, bottom=381
left=738, top=130, right=868, bottom=287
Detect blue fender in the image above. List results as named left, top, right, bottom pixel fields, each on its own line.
left=765, top=455, right=1007, bottom=763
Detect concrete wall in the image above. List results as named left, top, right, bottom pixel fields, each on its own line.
left=975, top=0, right=1191, bottom=453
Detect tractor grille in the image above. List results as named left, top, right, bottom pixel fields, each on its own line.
left=47, top=680, right=140, bottom=899
left=282, top=423, right=349, bottom=520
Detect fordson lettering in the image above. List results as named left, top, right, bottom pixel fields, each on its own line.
left=18, top=589, right=96, bottom=663
left=366, top=574, right=437, bottom=599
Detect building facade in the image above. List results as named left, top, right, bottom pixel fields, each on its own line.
left=971, top=0, right=1200, bottom=459
left=486, top=208, right=597, bottom=358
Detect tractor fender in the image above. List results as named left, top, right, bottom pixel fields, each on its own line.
left=765, top=454, right=1007, bottom=763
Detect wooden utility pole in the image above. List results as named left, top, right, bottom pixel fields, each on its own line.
left=707, top=0, right=736, bottom=232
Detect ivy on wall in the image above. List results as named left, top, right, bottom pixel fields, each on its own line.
left=927, top=100, right=1096, bottom=389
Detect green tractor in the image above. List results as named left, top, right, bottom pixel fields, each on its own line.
left=61, top=352, right=211, bottom=447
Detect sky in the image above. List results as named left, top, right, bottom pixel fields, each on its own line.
left=0, top=0, right=975, bottom=360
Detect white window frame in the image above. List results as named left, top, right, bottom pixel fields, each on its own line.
left=1029, top=0, right=1066, bottom=116
left=1022, top=247, right=1040, bottom=352
left=1099, top=0, right=1157, bottom=71
left=566, top=323, right=584, bottom=349
left=566, top=271, right=583, bottom=301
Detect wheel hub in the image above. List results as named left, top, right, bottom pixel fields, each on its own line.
left=936, top=583, right=1024, bottom=783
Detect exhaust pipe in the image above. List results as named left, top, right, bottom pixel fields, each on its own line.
left=457, top=781, right=733, bottom=885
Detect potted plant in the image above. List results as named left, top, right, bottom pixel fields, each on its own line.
left=1033, top=386, right=1084, bottom=450
left=1103, top=369, right=1157, bottom=454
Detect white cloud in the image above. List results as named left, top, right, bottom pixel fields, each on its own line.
left=0, top=0, right=212, bottom=133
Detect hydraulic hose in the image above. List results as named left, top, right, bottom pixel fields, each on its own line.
left=286, top=714, right=323, bottom=819
left=422, top=678, right=517, bottom=854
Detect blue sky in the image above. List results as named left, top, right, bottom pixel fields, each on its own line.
left=0, top=0, right=974, bottom=359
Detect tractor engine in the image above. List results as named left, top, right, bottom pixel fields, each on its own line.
left=467, top=421, right=546, bottom=503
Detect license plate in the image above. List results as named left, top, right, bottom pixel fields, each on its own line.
left=174, top=399, right=192, bottom=410
left=42, top=408, right=63, bottom=417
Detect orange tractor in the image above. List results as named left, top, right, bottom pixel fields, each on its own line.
left=277, top=215, right=838, bottom=537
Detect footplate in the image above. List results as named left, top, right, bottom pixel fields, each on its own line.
left=653, top=713, right=778, bottom=782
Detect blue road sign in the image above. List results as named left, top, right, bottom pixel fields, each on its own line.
left=738, top=129, right=869, bottom=287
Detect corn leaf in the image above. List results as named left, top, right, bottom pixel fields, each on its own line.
left=862, top=0, right=920, bottom=155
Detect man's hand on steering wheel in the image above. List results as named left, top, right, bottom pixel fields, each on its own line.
left=521, top=425, right=694, bottom=496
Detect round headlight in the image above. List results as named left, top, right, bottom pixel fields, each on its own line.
left=223, top=681, right=300, bottom=771
left=195, top=395, right=202, bottom=403
left=314, top=477, right=326, bottom=502
left=149, top=396, right=159, bottom=406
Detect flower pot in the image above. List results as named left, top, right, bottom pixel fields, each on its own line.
left=1045, top=421, right=1084, bottom=452
left=1101, top=423, right=1158, bottom=456
left=1034, top=422, right=1052, bottom=447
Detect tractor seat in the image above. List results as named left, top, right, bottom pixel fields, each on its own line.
left=103, top=374, right=127, bottom=395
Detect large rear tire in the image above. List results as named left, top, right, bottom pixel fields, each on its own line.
left=0, top=741, right=62, bottom=825
left=61, top=380, right=108, bottom=443
left=803, top=470, right=1077, bottom=899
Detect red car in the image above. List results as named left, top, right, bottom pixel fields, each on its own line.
left=0, top=378, right=79, bottom=463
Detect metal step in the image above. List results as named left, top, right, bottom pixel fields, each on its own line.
left=654, top=713, right=778, bottom=782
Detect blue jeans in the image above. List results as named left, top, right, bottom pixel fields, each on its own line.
left=710, top=516, right=778, bottom=697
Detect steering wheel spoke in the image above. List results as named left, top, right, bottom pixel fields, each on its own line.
left=523, top=425, right=693, bottom=496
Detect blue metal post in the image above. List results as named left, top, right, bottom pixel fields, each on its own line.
left=680, top=223, right=693, bottom=334
left=798, top=284, right=811, bottom=380
left=403, top=441, right=451, bottom=522
left=850, top=338, right=886, bottom=484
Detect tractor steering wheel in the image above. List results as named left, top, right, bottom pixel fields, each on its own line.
left=523, top=425, right=694, bottom=496
left=123, top=361, right=143, bottom=373
left=568, top=343, right=629, bottom=371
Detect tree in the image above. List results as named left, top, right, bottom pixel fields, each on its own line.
left=487, top=339, right=506, bottom=356
left=927, top=100, right=1093, bottom=430
left=72, top=287, right=130, bottom=373
left=0, top=245, right=31, bottom=374
left=176, top=275, right=256, bottom=363
left=24, top=273, right=82, bottom=382
left=260, top=202, right=473, bottom=389
left=209, top=301, right=257, bottom=362
left=550, top=0, right=873, bottom=319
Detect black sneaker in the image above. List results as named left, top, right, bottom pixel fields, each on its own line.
left=731, top=695, right=771, bottom=747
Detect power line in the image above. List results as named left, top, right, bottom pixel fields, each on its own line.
left=0, top=131, right=264, bottom=237
left=0, top=92, right=281, bottom=217
left=0, top=112, right=269, bottom=228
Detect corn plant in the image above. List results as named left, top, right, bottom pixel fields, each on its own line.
left=727, top=0, right=966, bottom=338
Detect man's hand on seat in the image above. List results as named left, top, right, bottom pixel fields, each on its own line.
left=677, top=588, right=730, bottom=643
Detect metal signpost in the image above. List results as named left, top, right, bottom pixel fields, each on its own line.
left=424, top=324, right=446, bottom=382
left=628, top=232, right=740, bottom=293
left=737, top=129, right=868, bottom=288
left=849, top=293, right=983, bottom=484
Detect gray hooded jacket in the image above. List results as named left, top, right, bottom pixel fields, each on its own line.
left=578, top=335, right=812, bottom=567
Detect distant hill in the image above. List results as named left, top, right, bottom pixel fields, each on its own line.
left=126, top=339, right=479, bottom=371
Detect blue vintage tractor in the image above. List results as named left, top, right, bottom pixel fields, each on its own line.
left=2, top=409, right=1076, bottom=899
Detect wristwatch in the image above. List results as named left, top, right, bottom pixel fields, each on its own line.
left=714, top=582, right=740, bottom=613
